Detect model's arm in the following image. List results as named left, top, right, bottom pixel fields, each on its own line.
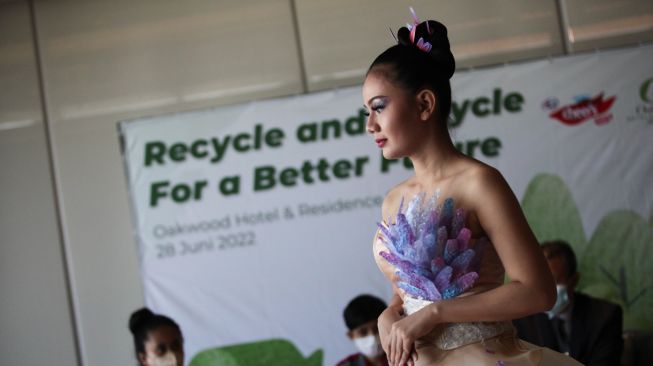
left=387, top=167, right=556, bottom=366
left=378, top=292, right=403, bottom=349
left=430, top=167, right=556, bottom=321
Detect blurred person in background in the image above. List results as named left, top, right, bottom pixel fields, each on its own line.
left=513, top=240, right=623, bottom=366
left=337, top=294, right=389, bottom=366
left=129, top=307, right=184, bottom=366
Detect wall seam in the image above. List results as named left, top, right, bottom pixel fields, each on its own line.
left=555, top=0, right=573, bottom=54
left=27, top=1, right=86, bottom=365
left=289, top=0, right=309, bottom=93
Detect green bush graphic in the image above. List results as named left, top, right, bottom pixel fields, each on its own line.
left=189, top=338, right=323, bottom=366
left=522, top=173, right=652, bottom=331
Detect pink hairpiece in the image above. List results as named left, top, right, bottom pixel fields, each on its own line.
left=407, top=7, right=432, bottom=51
left=416, top=37, right=433, bottom=52
left=409, top=7, right=420, bottom=24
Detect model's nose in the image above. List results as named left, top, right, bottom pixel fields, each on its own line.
left=366, top=113, right=378, bottom=134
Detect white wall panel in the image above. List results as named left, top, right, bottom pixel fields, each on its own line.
left=296, top=0, right=564, bottom=91
left=0, top=1, right=78, bottom=365
left=563, top=0, right=653, bottom=52
left=32, top=0, right=302, bottom=365
left=1, top=0, right=649, bottom=365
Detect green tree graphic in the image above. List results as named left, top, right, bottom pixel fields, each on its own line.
left=189, top=339, right=323, bottom=366
left=522, top=173, right=652, bottom=330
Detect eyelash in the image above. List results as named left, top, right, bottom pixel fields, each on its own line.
left=363, top=103, right=386, bottom=116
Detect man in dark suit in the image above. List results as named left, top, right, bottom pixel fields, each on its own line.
left=513, top=240, right=623, bottom=366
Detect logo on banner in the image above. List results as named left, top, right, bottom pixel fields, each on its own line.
left=627, top=77, right=653, bottom=124
left=543, top=92, right=616, bottom=126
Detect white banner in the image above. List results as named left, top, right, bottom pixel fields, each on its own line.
left=120, top=44, right=653, bottom=365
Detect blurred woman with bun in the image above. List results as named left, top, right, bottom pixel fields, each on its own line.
left=128, top=307, right=184, bottom=366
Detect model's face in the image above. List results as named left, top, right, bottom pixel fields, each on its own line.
left=362, top=69, right=424, bottom=159
left=139, top=326, right=184, bottom=366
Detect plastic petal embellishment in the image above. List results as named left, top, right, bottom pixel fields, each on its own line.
left=378, top=194, right=485, bottom=301
left=409, top=6, right=420, bottom=24
left=415, top=37, right=433, bottom=53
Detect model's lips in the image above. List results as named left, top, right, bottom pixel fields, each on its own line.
left=375, top=138, right=387, bottom=147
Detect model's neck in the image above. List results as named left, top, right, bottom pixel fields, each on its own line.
left=409, top=127, right=458, bottom=184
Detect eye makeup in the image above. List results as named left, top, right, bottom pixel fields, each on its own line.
left=370, top=97, right=388, bottom=111
left=363, top=96, right=389, bottom=116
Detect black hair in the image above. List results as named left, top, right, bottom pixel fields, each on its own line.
left=541, top=240, right=578, bottom=278
left=368, top=20, right=455, bottom=127
left=343, top=294, right=387, bottom=331
left=128, top=307, right=182, bottom=363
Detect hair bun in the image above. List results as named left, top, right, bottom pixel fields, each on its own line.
left=128, top=307, right=155, bottom=334
left=396, top=19, right=455, bottom=80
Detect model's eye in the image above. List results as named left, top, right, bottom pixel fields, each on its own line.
left=362, top=109, right=370, bottom=117
left=371, top=99, right=387, bottom=113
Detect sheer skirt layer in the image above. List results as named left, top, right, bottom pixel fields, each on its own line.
left=403, top=297, right=584, bottom=366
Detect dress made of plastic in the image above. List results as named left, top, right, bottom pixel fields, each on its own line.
left=374, top=192, right=583, bottom=365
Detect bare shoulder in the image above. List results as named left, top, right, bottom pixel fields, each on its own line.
left=455, top=159, right=508, bottom=196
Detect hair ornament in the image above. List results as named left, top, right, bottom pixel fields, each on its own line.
left=415, top=37, right=433, bottom=53
left=385, top=8, right=456, bottom=80
left=407, top=7, right=433, bottom=53
left=389, top=27, right=398, bottom=42
left=409, top=6, right=420, bottom=24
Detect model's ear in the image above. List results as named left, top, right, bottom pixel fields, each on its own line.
left=346, top=330, right=354, bottom=340
left=416, top=89, right=438, bottom=121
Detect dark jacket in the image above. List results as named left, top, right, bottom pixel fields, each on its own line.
left=513, top=292, right=623, bottom=366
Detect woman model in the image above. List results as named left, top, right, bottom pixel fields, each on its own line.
left=364, top=10, right=583, bottom=366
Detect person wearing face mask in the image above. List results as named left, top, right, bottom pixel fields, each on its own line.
left=129, top=307, right=185, bottom=366
left=337, top=294, right=389, bottom=366
left=513, top=240, right=624, bottom=365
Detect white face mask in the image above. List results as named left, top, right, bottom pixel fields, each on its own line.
left=547, top=284, right=570, bottom=318
left=353, top=334, right=384, bottom=358
left=146, top=351, right=179, bottom=366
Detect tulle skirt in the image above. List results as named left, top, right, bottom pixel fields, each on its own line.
left=402, top=297, right=583, bottom=365
left=412, top=325, right=583, bottom=366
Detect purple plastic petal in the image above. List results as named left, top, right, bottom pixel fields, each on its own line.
left=435, top=226, right=447, bottom=257
left=380, top=251, right=418, bottom=275
left=444, top=239, right=459, bottom=264
left=454, top=272, right=479, bottom=292
left=398, top=281, right=428, bottom=300
left=431, top=257, right=446, bottom=275
left=434, top=266, right=452, bottom=290
left=457, top=228, right=472, bottom=251
left=450, top=249, right=475, bottom=279
left=395, top=213, right=414, bottom=252
left=400, top=272, right=441, bottom=301
left=451, top=208, right=465, bottom=238
left=440, top=198, right=454, bottom=229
